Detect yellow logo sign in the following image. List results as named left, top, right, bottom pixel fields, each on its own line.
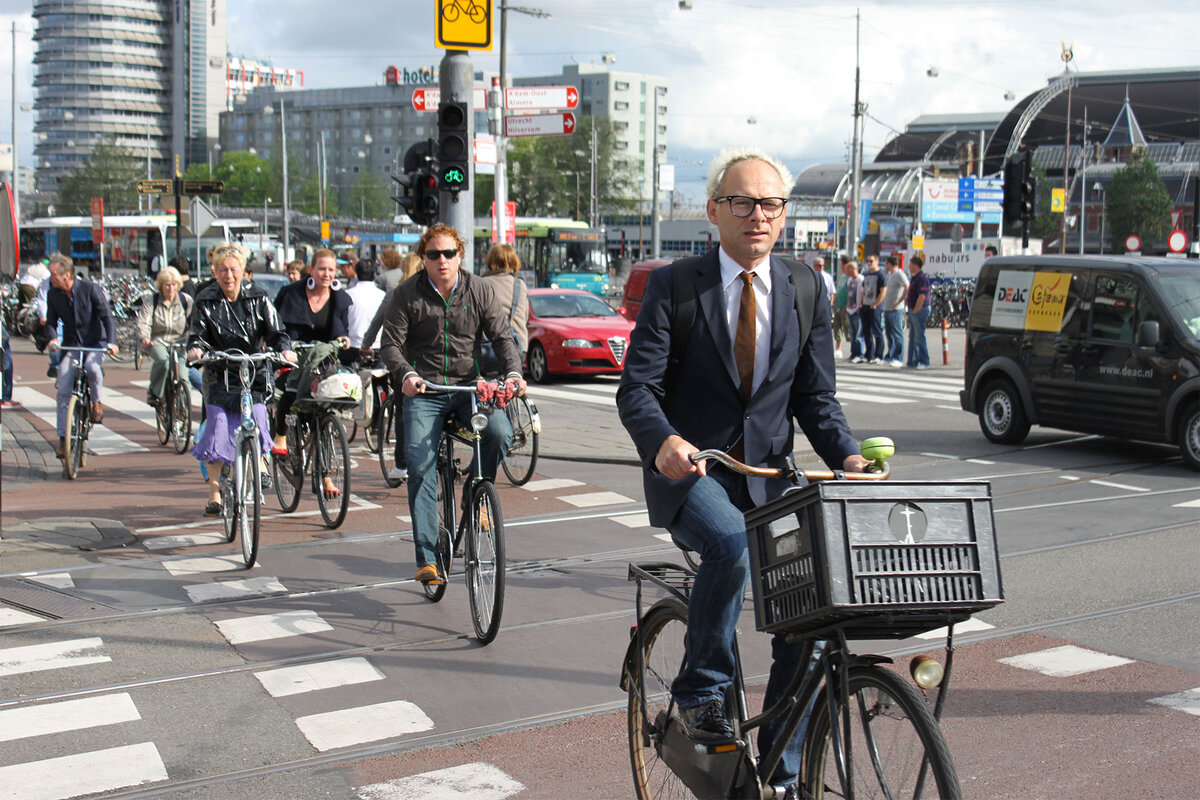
left=1050, top=187, right=1065, bottom=213
left=436, top=0, right=492, bottom=50
left=1025, top=271, right=1069, bottom=332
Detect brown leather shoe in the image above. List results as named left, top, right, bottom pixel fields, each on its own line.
left=55, top=437, right=66, bottom=459
left=90, top=402, right=103, bottom=423
left=414, top=564, right=442, bottom=584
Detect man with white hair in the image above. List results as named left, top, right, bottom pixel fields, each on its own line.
left=618, top=148, right=869, bottom=797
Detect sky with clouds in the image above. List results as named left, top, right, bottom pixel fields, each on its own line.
left=3, top=0, right=1197, bottom=201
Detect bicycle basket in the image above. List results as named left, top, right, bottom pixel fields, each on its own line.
left=312, top=370, right=362, bottom=403
left=743, top=481, right=1004, bottom=639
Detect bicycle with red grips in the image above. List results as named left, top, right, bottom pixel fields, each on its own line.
left=415, top=379, right=510, bottom=644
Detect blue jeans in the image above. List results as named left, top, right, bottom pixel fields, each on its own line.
left=860, top=306, right=883, bottom=360
left=907, top=306, right=931, bottom=367
left=666, top=469, right=815, bottom=784
left=56, top=350, right=105, bottom=436
left=884, top=309, right=905, bottom=362
left=847, top=311, right=863, bottom=360
left=403, top=391, right=512, bottom=568
left=2, top=331, right=12, bottom=401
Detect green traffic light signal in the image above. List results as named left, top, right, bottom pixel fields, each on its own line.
left=441, top=166, right=466, bottom=188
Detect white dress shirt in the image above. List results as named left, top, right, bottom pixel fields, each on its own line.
left=718, top=247, right=772, bottom=398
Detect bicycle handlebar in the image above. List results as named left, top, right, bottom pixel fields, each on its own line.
left=190, top=349, right=290, bottom=367
left=688, top=449, right=891, bottom=482
left=55, top=345, right=112, bottom=353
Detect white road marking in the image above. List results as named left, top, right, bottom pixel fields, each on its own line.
left=837, top=378, right=960, bottom=402
left=919, top=452, right=958, bottom=460
left=0, top=693, right=140, bottom=743
left=521, top=478, right=584, bottom=492
left=11, top=386, right=146, bottom=455
left=99, top=390, right=159, bottom=428
left=611, top=512, right=650, bottom=528
left=653, top=533, right=674, bottom=543
left=914, top=617, right=996, bottom=640
left=356, top=763, right=526, bottom=800
left=518, top=385, right=615, bottom=407
left=162, top=555, right=248, bottom=575
left=143, top=531, right=228, bottom=551
left=1148, top=687, right=1200, bottom=716
left=559, top=490, right=636, bottom=508
left=24, top=573, right=74, bottom=589
left=255, top=657, right=385, bottom=698
left=1061, top=475, right=1081, bottom=481
left=296, top=700, right=434, bottom=751
left=214, top=609, right=334, bottom=645
left=1173, top=498, right=1200, bottom=508
left=0, top=742, right=168, bottom=800
left=835, top=390, right=913, bottom=404
left=395, top=515, right=412, bottom=523
left=183, top=576, right=288, bottom=603
left=0, top=608, right=43, bottom=626
left=541, top=381, right=618, bottom=396
left=965, top=458, right=995, bottom=465
left=136, top=493, right=381, bottom=535
left=998, top=644, right=1134, bottom=677
left=1090, top=479, right=1149, bottom=492
left=837, top=367, right=965, bottom=387
left=0, top=637, right=110, bottom=677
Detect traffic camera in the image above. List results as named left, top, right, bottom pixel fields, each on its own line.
left=437, top=101, right=470, bottom=192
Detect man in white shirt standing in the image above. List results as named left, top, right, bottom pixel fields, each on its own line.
left=345, top=260, right=385, bottom=357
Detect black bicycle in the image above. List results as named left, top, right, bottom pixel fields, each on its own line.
left=55, top=345, right=110, bottom=480
left=417, top=381, right=508, bottom=645
left=272, top=380, right=354, bottom=530
left=622, top=442, right=1005, bottom=800
left=150, top=340, right=193, bottom=454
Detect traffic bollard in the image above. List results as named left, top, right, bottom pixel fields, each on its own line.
left=942, top=319, right=950, bottom=365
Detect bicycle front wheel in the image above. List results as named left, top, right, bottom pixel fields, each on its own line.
left=273, top=420, right=303, bottom=513
left=423, top=436, right=454, bottom=602
left=155, top=394, right=171, bottom=446
left=378, top=396, right=403, bottom=487
left=171, top=380, right=192, bottom=454
left=220, top=465, right=238, bottom=543
left=315, top=413, right=350, bottom=528
left=626, top=597, right=691, bottom=800
left=466, top=480, right=505, bottom=644
left=363, top=388, right=379, bottom=453
left=501, top=396, right=539, bottom=486
left=237, top=437, right=262, bottom=568
left=62, top=395, right=82, bottom=480
left=803, top=665, right=961, bottom=799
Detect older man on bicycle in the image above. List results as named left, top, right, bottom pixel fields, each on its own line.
left=380, top=223, right=525, bottom=585
left=43, top=254, right=118, bottom=459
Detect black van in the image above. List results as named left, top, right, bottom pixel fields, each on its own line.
left=960, top=255, right=1200, bottom=469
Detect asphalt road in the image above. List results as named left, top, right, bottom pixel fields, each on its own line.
left=1, top=337, right=1197, bottom=800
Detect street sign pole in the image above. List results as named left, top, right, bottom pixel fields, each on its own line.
left=440, top=49, right=475, bottom=272
left=173, top=175, right=183, bottom=266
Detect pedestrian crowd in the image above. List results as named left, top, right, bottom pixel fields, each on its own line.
left=825, top=252, right=932, bottom=370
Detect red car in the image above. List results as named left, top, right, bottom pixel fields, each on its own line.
left=525, top=288, right=635, bottom=383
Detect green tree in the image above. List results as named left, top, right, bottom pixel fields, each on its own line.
left=346, top=169, right=393, bottom=221
left=207, top=151, right=273, bottom=206
left=505, top=116, right=639, bottom=221
left=55, top=137, right=143, bottom=215
left=1107, top=149, right=1172, bottom=250
left=295, top=174, right=339, bottom=217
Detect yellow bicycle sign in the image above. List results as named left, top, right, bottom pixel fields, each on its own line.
left=436, top=0, right=492, bottom=50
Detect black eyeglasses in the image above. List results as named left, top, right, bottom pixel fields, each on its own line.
left=423, top=248, right=459, bottom=261
left=715, top=195, right=788, bottom=219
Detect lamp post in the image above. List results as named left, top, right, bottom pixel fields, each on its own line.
left=261, top=196, right=270, bottom=254
left=264, top=100, right=290, bottom=261
left=1093, top=181, right=1105, bottom=254
left=651, top=85, right=666, bottom=258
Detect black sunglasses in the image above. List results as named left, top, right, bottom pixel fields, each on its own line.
left=423, top=248, right=459, bottom=261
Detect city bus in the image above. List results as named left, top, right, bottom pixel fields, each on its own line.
left=474, top=217, right=610, bottom=296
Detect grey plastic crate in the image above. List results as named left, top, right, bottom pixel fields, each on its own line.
left=743, top=481, right=1004, bottom=639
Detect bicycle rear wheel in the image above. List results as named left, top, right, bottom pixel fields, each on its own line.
left=273, top=420, right=303, bottom=512
left=155, top=394, right=171, bottom=446
left=466, top=479, right=505, bottom=644
left=423, top=436, right=454, bottom=602
left=220, top=465, right=238, bottom=543
left=501, top=396, right=539, bottom=486
left=626, top=597, right=691, bottom=800
left=171, top=380, right=192, bottom=454
left=315, top=413, right=350, bottom=528
left=803, top=665, right=961, bottom=799
left=62, top=395, right=82, bottom=480
left=237, top=437, right=262, bottom=568
left=378, top=396, right=403, bottom=487
left=363, top=388, right=379, bottom=453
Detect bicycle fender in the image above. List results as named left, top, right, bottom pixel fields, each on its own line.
left=849, top=653, right=892, bottom=668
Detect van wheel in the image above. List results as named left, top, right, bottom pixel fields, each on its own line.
left=979, top=379, right=1030, bottom=444
left=1178, top=403, right=1200, bottom=471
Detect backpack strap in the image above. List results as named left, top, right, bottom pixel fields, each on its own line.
left=780, top=256, right=820, bottom=353
left=666, top=257, right=701, bottom=394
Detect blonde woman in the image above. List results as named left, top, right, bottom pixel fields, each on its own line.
left=137, top=266, right=193, bottom=408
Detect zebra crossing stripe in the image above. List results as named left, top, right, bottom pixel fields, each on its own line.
left=0, top=608, right=44, bottom=626
left=255, top=657, right=385, bottom=698
left=0, top=637, right=110, bottom=677
left=998, top=644, right=1134, bottom=677
left=558, top=491, right=636, bottom=508
left=0, top=693, right=141, bottom=743
left=0, top=742, right=168, bottom=800
left=1148, top=687, right=1200, bottom=716
left=214, top=609, right=333, bottom=645
left=356, top=763, right=526, bottom=800
left=521, top=478, right=584, bottom=491
left=611, top=512, right=650, bottom=528
left=296, top=700, right=434, bottom=751
left=11, top=386, right=147, bottom=455
left=183, top=576, right=288, bottom=603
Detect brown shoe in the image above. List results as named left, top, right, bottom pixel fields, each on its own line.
left=414, top=564, right=442, bottom=584
left=55, top=437, right=66, bottom=459
left=90, top=402, right=103, bottom=423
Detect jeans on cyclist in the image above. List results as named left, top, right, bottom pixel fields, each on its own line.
left=146, top=343, right=188, bottom=405
left=403, top=391, right=512, bottom=568
left=56, top=351, right=104, bottom=435
left=666, top=466, right=816, bottom=787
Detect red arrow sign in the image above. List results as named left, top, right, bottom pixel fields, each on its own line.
left=411, top=88, right=435, bottom=111
left=504, top=112, right=576, bottom=138
left=566, top=87, right=578, bottom=108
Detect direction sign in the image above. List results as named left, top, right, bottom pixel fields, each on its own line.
left=504, top=112, right=576, bottom=138
left=182, top=179, right=224, bottom=195
left=504, top=86, right=579, bottom=110
left=411, top=87, right=487, bottom=112
left=136, top=179, right=174, bottom=195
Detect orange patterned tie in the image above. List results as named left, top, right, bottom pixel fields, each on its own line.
left=734, top=270, right=756, bottom=404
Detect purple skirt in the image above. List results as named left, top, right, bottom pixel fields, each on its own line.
left=192, top=403, right=272, bottom=465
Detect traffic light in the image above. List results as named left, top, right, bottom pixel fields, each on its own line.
left=1019, top=159, right=1036, bottom=222
left=393, top=140, right=440, bottom=226
left=437, top=101, right=470, bottom=192
left=1002, top=151, right=1036, bottom=228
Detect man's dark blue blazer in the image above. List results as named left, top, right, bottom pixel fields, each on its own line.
left=616, top=248, right=858, bottom=528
